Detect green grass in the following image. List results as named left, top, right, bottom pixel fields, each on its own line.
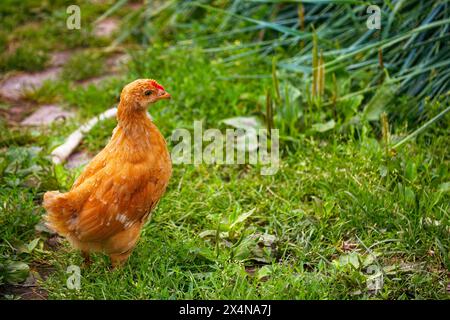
left=1, top=47, right=449, bottom=299
left=0, top=0, right=115, bottom=75
left=0, top=44, right=50, bottom=73
left=0, top=1, right=449, bottom=300
left=61, top=51, right=106, bottom=82
left=2, top=119, right=448, bottom=299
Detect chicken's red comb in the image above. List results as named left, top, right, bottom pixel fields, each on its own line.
left=149, top=79, right=165, bottom=91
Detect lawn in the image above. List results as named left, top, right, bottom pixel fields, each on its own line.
left=0, top=0, right=449, bottom=300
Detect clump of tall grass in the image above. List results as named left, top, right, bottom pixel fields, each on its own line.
left=104, top=0, right=449, bottom=131
left=200, top=1, right=448, bottom=119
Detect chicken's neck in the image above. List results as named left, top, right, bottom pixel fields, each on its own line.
left=116, top=102, right=154, bottom=145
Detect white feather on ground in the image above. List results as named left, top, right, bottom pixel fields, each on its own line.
left=51, top=107, right=117, bottom=164
left=50, top=108, right=155, bottom=165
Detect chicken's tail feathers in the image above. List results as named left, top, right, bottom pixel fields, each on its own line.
left=43, top=191, right=77, bottom=236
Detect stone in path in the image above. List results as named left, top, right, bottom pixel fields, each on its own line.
left=106, top=53, right=130, bottom=72
left=0, top=50, right=74, bottom=101
left=66, top=151, right=91, bottom=169
left=50, top=51, right=73, bottom=67
left=21, top=104, right=74, bottom=126
left=78, top=74, right=116, bottom=88
left=128, top=2, right=143, bottom=10
left=0, top=67, right=61, bottom=101
left=94, top=18, right=120, bottom=38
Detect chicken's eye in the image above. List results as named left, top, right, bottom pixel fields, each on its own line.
left=144, top=90, right=153, bottom=96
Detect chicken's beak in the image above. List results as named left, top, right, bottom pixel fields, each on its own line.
left=157, top=91, right=171, bottom=100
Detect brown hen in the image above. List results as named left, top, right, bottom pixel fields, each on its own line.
left=43, top=79, right=172, bottom=267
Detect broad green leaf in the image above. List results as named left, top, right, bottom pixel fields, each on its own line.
left=257, top=265, right=273, bottom=280
left=283, top=81, right=301, bottom=102
left=233, top=232, right=276, bottom=263
left=221, top=117, right=263, bottom=130
left=335, top=252, right=361, bottom=269
left=405, top=161, right=417, bottom=182
left=4, top=262, right=30, bottom=284
left=339, top=94, right=364, bottom=119
left=438, top=182, right=450, bottom=193
left=230, top=208, right=256, bottom=229
left=312, top=119, right=336, bottom=132
left=403, top=186, right=416, bottom=206
left=198, top=230, right=228, bottom=239
left=26, top=238, right=40, bottom=252
left=363, top=82, right=397, bottom=121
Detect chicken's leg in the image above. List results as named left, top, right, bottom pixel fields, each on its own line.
left=81, top=251, right=92, bottom=266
